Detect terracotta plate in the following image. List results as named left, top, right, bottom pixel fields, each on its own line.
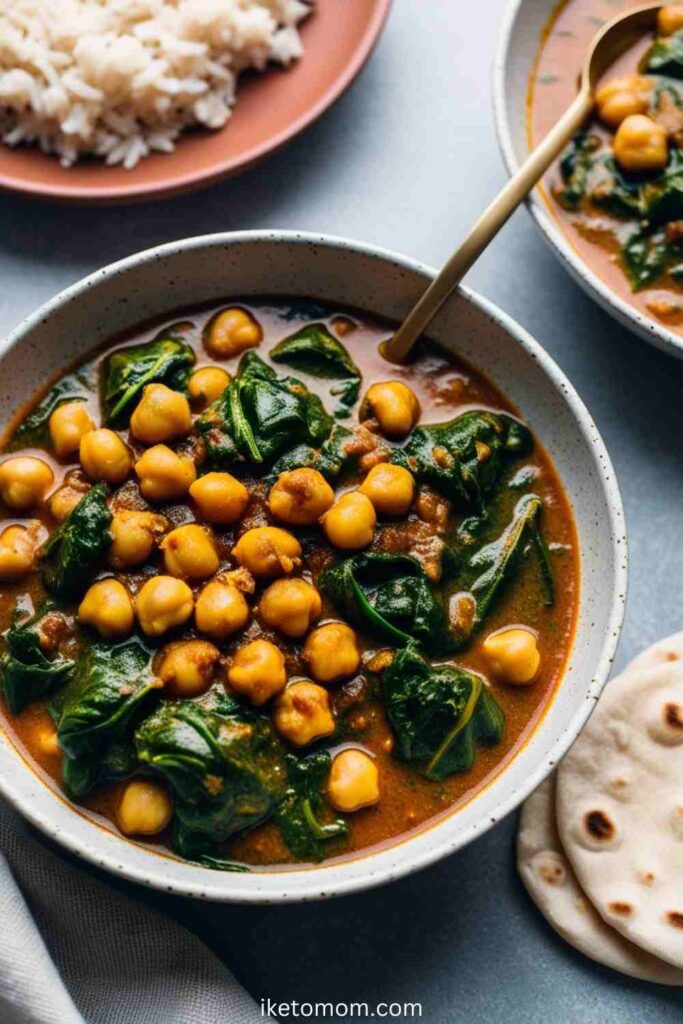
left=0, top=0, right=391, bottom=204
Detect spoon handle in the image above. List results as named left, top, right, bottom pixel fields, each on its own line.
left=384, top=89, right=594, bottom=364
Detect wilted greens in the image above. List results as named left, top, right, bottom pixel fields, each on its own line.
left=7, top=362, right=96, bottom=451
left=196, top=352, right=333, bottom=468
left=40, top=484, right=112, bottom=598
left=267, top=425, right=356, bottom=484
left=646, top=29, right=683, bottom=77
left=0, top=603, right=73, bottom=714
left=270, top=324, right=361, bottom=415
left=276, top=751, right=347, bottom=862
left=382, top=643, right=505, bottom=781
left=101, top=325, right=195, bottom=424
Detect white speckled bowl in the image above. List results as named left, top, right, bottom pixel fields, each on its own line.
left=494, top=0, right=683, bottom=360
left=0, top=232, right=627, bottom=902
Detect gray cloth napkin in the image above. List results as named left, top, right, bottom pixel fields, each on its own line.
left=0, top=799, right=268, bottom=1024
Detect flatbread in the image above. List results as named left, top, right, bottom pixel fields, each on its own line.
left=628, top=630, right=683, bottom=673
left=556, top=661, right=683, bottom=969
left=518, top=776, right=683, bottom=984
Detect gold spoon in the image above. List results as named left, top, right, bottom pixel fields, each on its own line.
left=384, top=1, right=663, bottom=364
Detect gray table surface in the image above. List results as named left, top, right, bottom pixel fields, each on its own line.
left=2, top=0, right=683, bottom=1020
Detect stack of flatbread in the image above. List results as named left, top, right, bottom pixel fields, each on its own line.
left=517, top=632, right=683, bottom=984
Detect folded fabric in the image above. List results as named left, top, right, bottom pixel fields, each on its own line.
left=0, top=798, right=268, bottom=1024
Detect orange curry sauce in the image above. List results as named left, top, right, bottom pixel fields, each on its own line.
left=0, top=300, right=579, bottom=870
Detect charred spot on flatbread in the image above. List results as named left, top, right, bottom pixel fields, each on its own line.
left=585, top=810, right=615, bottom=841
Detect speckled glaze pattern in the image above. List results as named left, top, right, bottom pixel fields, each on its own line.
left=493, top=0, right=683, bottom=361
left=0, top=232, right=627, bottom=903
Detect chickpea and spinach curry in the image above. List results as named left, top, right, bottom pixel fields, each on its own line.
left=0, top=298, right=577, bottom=870
left=532, top=2, right=683, bottom=331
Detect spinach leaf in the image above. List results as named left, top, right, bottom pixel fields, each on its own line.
left=8, top=362, right=96, bottom=451
left=622, top=227, right=671, bottom=290
left=321, top=552, right=456, bottom=655
left=101, top=323, right=195, bottom=424
left=0, top=603, right=73, bottom=714
left=383, top=643, right=505, bottom=781
left=40, top=483, right=112, bottom=598
left=555, top=133, right=604, bottom=209
left=136, top=688, right=286, bottom=868
left=196, top=352, right=333, bottom=468
left=393, top=410, right=532, bottom=512
left=51, top=640, right=159, bottom=798
left=639, top=150, right=683, bottom=225
left=270, top=324, right=361, bottom=415
left=276, top=751, right=347, bottom=862
left=267, top=425, right=356, bottom=484
left=646, top=30, right=683, bottom=77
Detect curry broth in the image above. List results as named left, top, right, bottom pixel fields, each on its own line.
left=0, top=300, right=578, bottom=869
left=530, top=0, right=683, bottom=330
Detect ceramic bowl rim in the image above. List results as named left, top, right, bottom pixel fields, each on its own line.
left=492, top=0, right=683, bottom=361
left=0, top=230, right=628, bottom=902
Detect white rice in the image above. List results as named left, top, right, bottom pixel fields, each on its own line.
left=0, top=0, right=312, bottom=168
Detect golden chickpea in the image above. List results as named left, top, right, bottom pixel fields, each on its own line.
left=117, top=779, right=173, bottom=836
left=135, top=575, right=194, bottom=637
left=80, top=429, right=132, bottom=485
left=157, top=639, right=220, bottom=698
left=49, top=401, right=95, bottom=459
left=188, top=366, right=231, bottom=406
left=134, top=445, right=196, bottom=502
left=190, top=472, right=249, bottom=525
left=363, top=381, right=420, bottom=439
left=481, top=627, right=540, bottom=685
left=161, top=524, right=219, bottom=580
left=0, top=524, right=38, bottom=580
left=78, top=579, right=135, bottom=640
left=321, top=491, right=376, bottom=550
left=595, top=76, right=652, bottom=129
left=268, top=468, right=334, bottom=526
left=195, top=577, right=250, bottom=640
left=359, top=463, right=415, bottom=517
left=613, top=114, right=668, bottom=173
left=232, top=526, right=302, bottom=578
left=36, top=724, right=61, bottom=757
left=49, top=483, right=88, bottom=523
left=258, top=578, right=322, bottom=638
left=205, top=307, right=263, bottom=359
left=227, top=639, right=287, bottom=706
left=273, top=680, right=335, bottom=747
left=302, top=622, right=360, bottom=683
left=0, top=456, right=54, bottom=511
left=109, top=509, right=168, bottom=569
left=328, top=749, right=379, bottom=812
left=130, top=383, right=192, bottom=445
left=658, top=5, right=683, bottom=35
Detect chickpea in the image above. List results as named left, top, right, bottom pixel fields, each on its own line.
left=658, top=5, right=683, bottom=35
left=80, top=429, right=132, bottom=485
left=595, top=76, right=652, bottom=129
left=273, top=680, right=335, bottom=747
left=135, top=575, right=194, bottom=637
left=321, top=491, right=376, bottom=550
left=328, top=749, right=380, bottom=812
left=258, top=578, right=322, bottom=638
left=268, top=468, right=334, bottom=526
left=232, top=526, right=302, bottom=578
left=227, top=639, right=287, bottom=706
left=0, top=524, right=38, bottom=580
left=363, top=381, right=420, bottom=439
left=157, top=639, right=220, bottom=698
left=613, top=114, right=668, bottom=173
left=117, top=779, right=173, bottom=836
left=78, top=579, right=135, bottom=640
left=161, top=524, right=219, bottom=580
left=190, top=472, right=249, bottom=525
left=36, top=724, right=61, bottom=757
left=481, top=627, right=540, bottom=685
left=49, top=483, right=88, bottom=523
left=195, top=577, right=250, bottom=640
left=130, top=383, right=192, bottom=445
left=204, top=307, right=263, bottom=359
left=109, top=509, right=168, bottom=569
left=49, top=401, right=95, bottom=459
left=134, top=445, right=196, bottom=502
left=359, top=463, right=415, bottom=517
left=302, top=622, right=360, bottom=684
left=0, top=456, right=54, bottom=511
left=188, top=366, right=231, bottom=406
